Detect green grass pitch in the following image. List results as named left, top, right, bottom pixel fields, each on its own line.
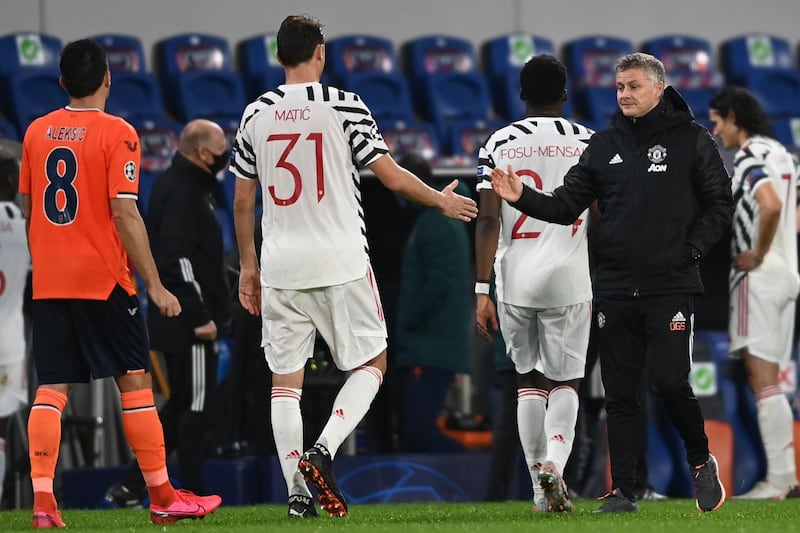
left=4, top=499, right=800, bottom=532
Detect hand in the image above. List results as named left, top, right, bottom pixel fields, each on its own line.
left=239, top=264, right=262, bottom=316
left=475, top=294, right=499, bottom=342
left=148, top=286, right=181, bottom=317
left=490, top=165, right=523, bottom=202
left=734, top=250, right=763, bottom=272
left=194, top=320, right=218, bottom=341
left=438, top=180, right=478, bottom=221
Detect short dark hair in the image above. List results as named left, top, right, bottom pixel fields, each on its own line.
left=519, top=54, right=567, bottom=106
left=0, top=148, right=19, bottom=201
left=276, top=15, right=324, bottom=68
left=60, top=39, right=108, bottom=98
left=709, top=86, right=772, bottom=138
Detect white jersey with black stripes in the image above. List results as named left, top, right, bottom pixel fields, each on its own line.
left=476, top=117, right=594, bottom=308
left=232, top=82, right=389, bottom=289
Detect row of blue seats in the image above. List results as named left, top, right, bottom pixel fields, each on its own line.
left=2, top=32, right=800, bottom=149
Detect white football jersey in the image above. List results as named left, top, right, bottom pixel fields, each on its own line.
left=0, top=201, right=30, bottom=364
left=730, top=135, right=800, bottom=290
left=232, top=82, right=389, bottom=289
left=477, top=117, right=593, bottom=308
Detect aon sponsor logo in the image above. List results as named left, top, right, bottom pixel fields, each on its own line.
left=647, top=163, right=667, bottom=172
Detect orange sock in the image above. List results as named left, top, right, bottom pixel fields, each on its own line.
left=28, top=388, right=67, bottom=512
left=120, top=388, right=175, bottom=507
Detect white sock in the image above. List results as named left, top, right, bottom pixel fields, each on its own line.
left=318, top=366, right=383, bottom=458
left=544, top=386, right=579, bottom=475
left=518, top=388, right=548, bottom=494
left=0, top=437, right=5, bottom=504
left=756, top=386, right=798, bottom=487
left=271, top=387, right=311, bottom=498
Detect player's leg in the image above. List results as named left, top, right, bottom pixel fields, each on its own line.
left=497, top=302, right=548, bottom=511
left=28, top=298, right=81, bottom=528
left=537, top=301, right=590, bottom=512
left=732, top=277, right=798, bottom=498
left=83, top=285, right=220, bottom=523
left=301, top=272, right=387, bottom=516
left=262, top=287, right=316, bottom=517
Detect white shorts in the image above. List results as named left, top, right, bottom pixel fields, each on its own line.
left=262, top=270, right=388, bottom=374
left=0, top=358, right=28, bottom=417
left=729, top=273, right=798, bottom=364
left=498, top=300, right=591, bottom=381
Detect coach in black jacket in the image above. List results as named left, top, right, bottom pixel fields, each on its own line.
left=491, top=53, right=732, bottom=514
left=107, top=119, right=232, bottom=502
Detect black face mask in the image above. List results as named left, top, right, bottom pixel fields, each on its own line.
left=209, top=149, right=230, bottom=176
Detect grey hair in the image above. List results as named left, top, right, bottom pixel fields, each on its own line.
left=615, top=52, right=665, bottom=84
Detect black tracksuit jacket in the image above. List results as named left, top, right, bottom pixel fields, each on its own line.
left=512, top=87, right=734, bottom=298
left=145, top=152, right=232, bottom=352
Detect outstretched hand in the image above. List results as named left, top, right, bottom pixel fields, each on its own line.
left=438, top=179, right=478, bottom=221
left=490, top=165, right=524, bottom=202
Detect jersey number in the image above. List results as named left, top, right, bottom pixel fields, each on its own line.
left=510, top=168, right=583, bottom=239
left=266, top=133, right=324, bottom=206
left=44, top=147, right=78, bottom=225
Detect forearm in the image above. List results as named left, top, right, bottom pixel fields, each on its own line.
left=510, top=185, right=581, bottom=224
left=754, top=210, right=780, bottom=260
left=114, top=211, right=161, bottom=289
left=233, top=181, right=258, bottom=270
left=475, top=218, right=499, bottom=282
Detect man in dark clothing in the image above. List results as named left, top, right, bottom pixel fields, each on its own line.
left=491, top=53, right=732, bottom=514
left=106, top=119, right=232, bottom=503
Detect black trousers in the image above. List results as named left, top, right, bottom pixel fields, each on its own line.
left=595, top=294, right=709, bottom=496
left=121, top=341, right=219, bottom=496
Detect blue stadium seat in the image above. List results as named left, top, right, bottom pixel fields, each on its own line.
left=402, top=36, right=491, bottom=146
left=6, top=68, right=65, bottom=134
left=720, top=34, right=800, bottom=118
left=562, top=35, right=634, bottom=124
left=641, top=35, right=723, bottom=119
left=482, top=34, right=571, bottom=120
left=237, top=34, right=284, bottom=100
left=325, top=35, right=413, bottom=120
left=0, top=117, right=18, bottom=141
left=129, top=117, right=181, bottom=214
left=90, top=34, right=164, bottom=121
left=772, top=118, right=800, bottom=150
left=0, top=32, right=62, bottom=79
left=155, top=33, right=246, bottom=122
left=0, top=33, right=64, bottom=134
left=378, top=118, right=440, bottom=161
left=448, top=118, right=504, bottom=157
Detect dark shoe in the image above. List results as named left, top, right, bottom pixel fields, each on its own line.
left=693, top=454, right=725, bottom=512
left=288, top=494, right=318, bottom=518
left=298, top=443, right=348, bottom=517
left=539, top=461, right=573, bottom=512
left=594, top=490, right=639, bottom=513
left=104, top=482, right=145, bottom=509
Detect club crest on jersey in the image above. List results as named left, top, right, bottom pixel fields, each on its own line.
left=124, top=161, right=137, bottom=181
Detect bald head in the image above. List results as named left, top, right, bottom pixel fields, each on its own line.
left=179, top=119, right=229, bottom=175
